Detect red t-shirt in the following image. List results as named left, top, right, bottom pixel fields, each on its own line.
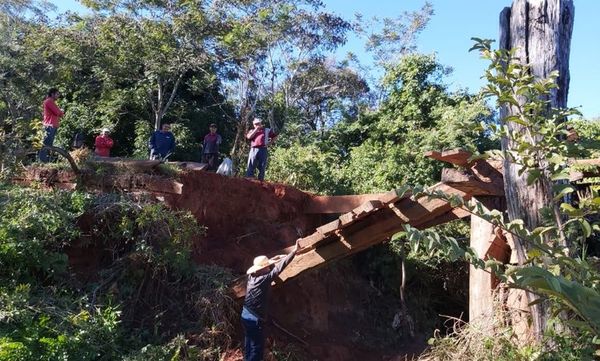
left=95, top=135, right=114, bottom=157
left=247, top=128, right=277, bottom=148
left=42, top=97, right=64, bottom=128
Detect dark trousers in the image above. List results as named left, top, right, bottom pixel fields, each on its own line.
left=38, top=126, right=57, bottom=162
left=202, top=152, right=219, bottom=171
left=242, top=317, right=265, bottom=361
left=246, top=147, right=268, bottom=180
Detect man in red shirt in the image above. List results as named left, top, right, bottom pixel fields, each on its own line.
left=94, top=128, right=114, bottom=157
left=245, top=118, right=277, bottom=180
left=38, top=88, right=64, bottom=162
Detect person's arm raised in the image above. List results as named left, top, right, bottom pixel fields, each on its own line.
left=246, top=127, right=259, bottom=140
left=269, top=239, right=300, bottom=278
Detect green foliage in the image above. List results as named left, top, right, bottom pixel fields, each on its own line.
left=337, top=54, right=493, bottom=193
left=569, top=118, right=600, bottom=159
left=1, top=1, right=233, bottom=164
left=0, top=118, right=43, bottom=181
left=267, top=142, right=347, bottom=194
left=411, top=39, right=600, bottom=357
left=0, top=285, right=123, bottom=361
left=0, top=187, right=89, bottom=283
left=0, top=186, right=235, bottom=360
left=170, top=123, right=200, bottom=161
left=133, top=120, right=152, bottom=158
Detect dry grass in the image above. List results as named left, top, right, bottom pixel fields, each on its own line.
left=417, top=289, right=538, bottom=361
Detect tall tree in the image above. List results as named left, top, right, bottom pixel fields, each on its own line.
left=212, top=0, right=351, bottom=164
left=499, top=0, right=574, bottom=340
left=82, top=0, right=214, bottom=131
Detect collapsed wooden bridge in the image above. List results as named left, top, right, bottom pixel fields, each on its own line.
left=231, top=149, right=506, bottom=303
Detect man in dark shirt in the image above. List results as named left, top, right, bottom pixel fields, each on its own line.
left=148, top=123, right=176, bottom=160
left=201, top=123, right=222, bottom=171
left=241, top=240, right=300, bottom=361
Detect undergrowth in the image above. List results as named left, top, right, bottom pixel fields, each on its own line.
left=0, top=185, right=236, bottom=360
left=417, top=291, right=598, bottom=361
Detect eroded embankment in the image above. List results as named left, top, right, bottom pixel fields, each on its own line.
left=163, top=171, right=322, bottom=272
left=16, top=165, right=436, bottom=360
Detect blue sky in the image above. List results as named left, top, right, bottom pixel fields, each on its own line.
left=52, top=0, right=599, bottom=118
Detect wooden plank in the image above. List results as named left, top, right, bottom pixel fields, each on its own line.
left=378, top=188, right=411, bottom=204
left=569, top=171, right=584, bottom=182
left=297, top=231, right=327, bottom=250
left=352, top=200, right=383, bottom=219
left=304, top=193, right=387, bottom=214
left=424, top=150, right=442, bottom=160
left=173, top=161, right=208, bottom=171
left=388, top=203, right=410, bottom=223
left=277, top=213, right=405, bottom=284
left=470, top=159, right=503, bottom=183
left=279, top=183, right=469, bottom=283
left=393, top=183, right=468, bottom=226
left=335, top=230, right=353, bottom=249
left=569, top=158, right=600, bottom=167
left=231, top=183, right=485, bottom=298
left=316, top=219, right=341, bottom=236
left=440, top=149, right=472, bottom=167
left=338, top=212, right=356, bottom=227
left=413, top=207, right=471, bottom=229
left=425, top=148, right=472, bottom=167
left=441, top=168, right=504, bottom=196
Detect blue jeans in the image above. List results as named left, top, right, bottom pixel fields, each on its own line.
left=241, top=308, right=265, bottom=361
left=39, top=126, right=57, bottom=163
left=246, top=147, right=268, bottom=180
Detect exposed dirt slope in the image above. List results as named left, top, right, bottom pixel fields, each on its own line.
left=19, top=165, right=432, bottom=360
left=164, top=171, right=322, bottom=273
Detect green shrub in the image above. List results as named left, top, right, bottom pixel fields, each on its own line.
left=0, top=185, right=235, bottom=360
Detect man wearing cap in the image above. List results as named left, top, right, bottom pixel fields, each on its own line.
left=245, top=118, right=277, bottom=181
left=94, top=128, right=114, bottom=157
left=241, top=239, right=300, bottom=361
left=201, top=123, right=222, bottom=171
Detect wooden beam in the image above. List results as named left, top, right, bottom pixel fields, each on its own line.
left=413, top=207, right=471, bottom=229
left=441, top=168, right=504, bottom=196
left=231, top=183, right=475, bottom=298
left=316, top=219, right=341, bottom=236
left=304, top=193, right=387, bottom=214
left=379, top=188, right=412, bottom=204
left=425, top=148, right=473, bottom=167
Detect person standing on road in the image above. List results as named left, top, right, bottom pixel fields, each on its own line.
left=201, top=123, right=222, bottom=171
left=148, top=123, right=175, bottom=160
left=245, top=118, right=276, bottom=181
left=39, top=88, right=64, bottom=162
left=241, top=240, right=300, bottom=361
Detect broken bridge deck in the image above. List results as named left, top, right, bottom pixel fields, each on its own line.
left=231, top=150, right=505, bottom=298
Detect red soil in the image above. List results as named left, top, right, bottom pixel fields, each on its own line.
left=22, top=165, right=428, bottom=360
left=165, top=171, right=322, bottom=273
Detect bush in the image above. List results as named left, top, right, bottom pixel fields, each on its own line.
left=0, top=185, right=236, bottom=360
left=267, top=143, right=347, bottom=194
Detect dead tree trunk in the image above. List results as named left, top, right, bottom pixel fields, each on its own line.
left=499, top=0, right=574, bottom=340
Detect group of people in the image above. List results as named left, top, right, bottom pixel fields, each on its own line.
left=39, top=88, right=116, bottom=160
left=40, top=87, right=295, bottom=360
left=39, top=88, right=277, bottom=180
